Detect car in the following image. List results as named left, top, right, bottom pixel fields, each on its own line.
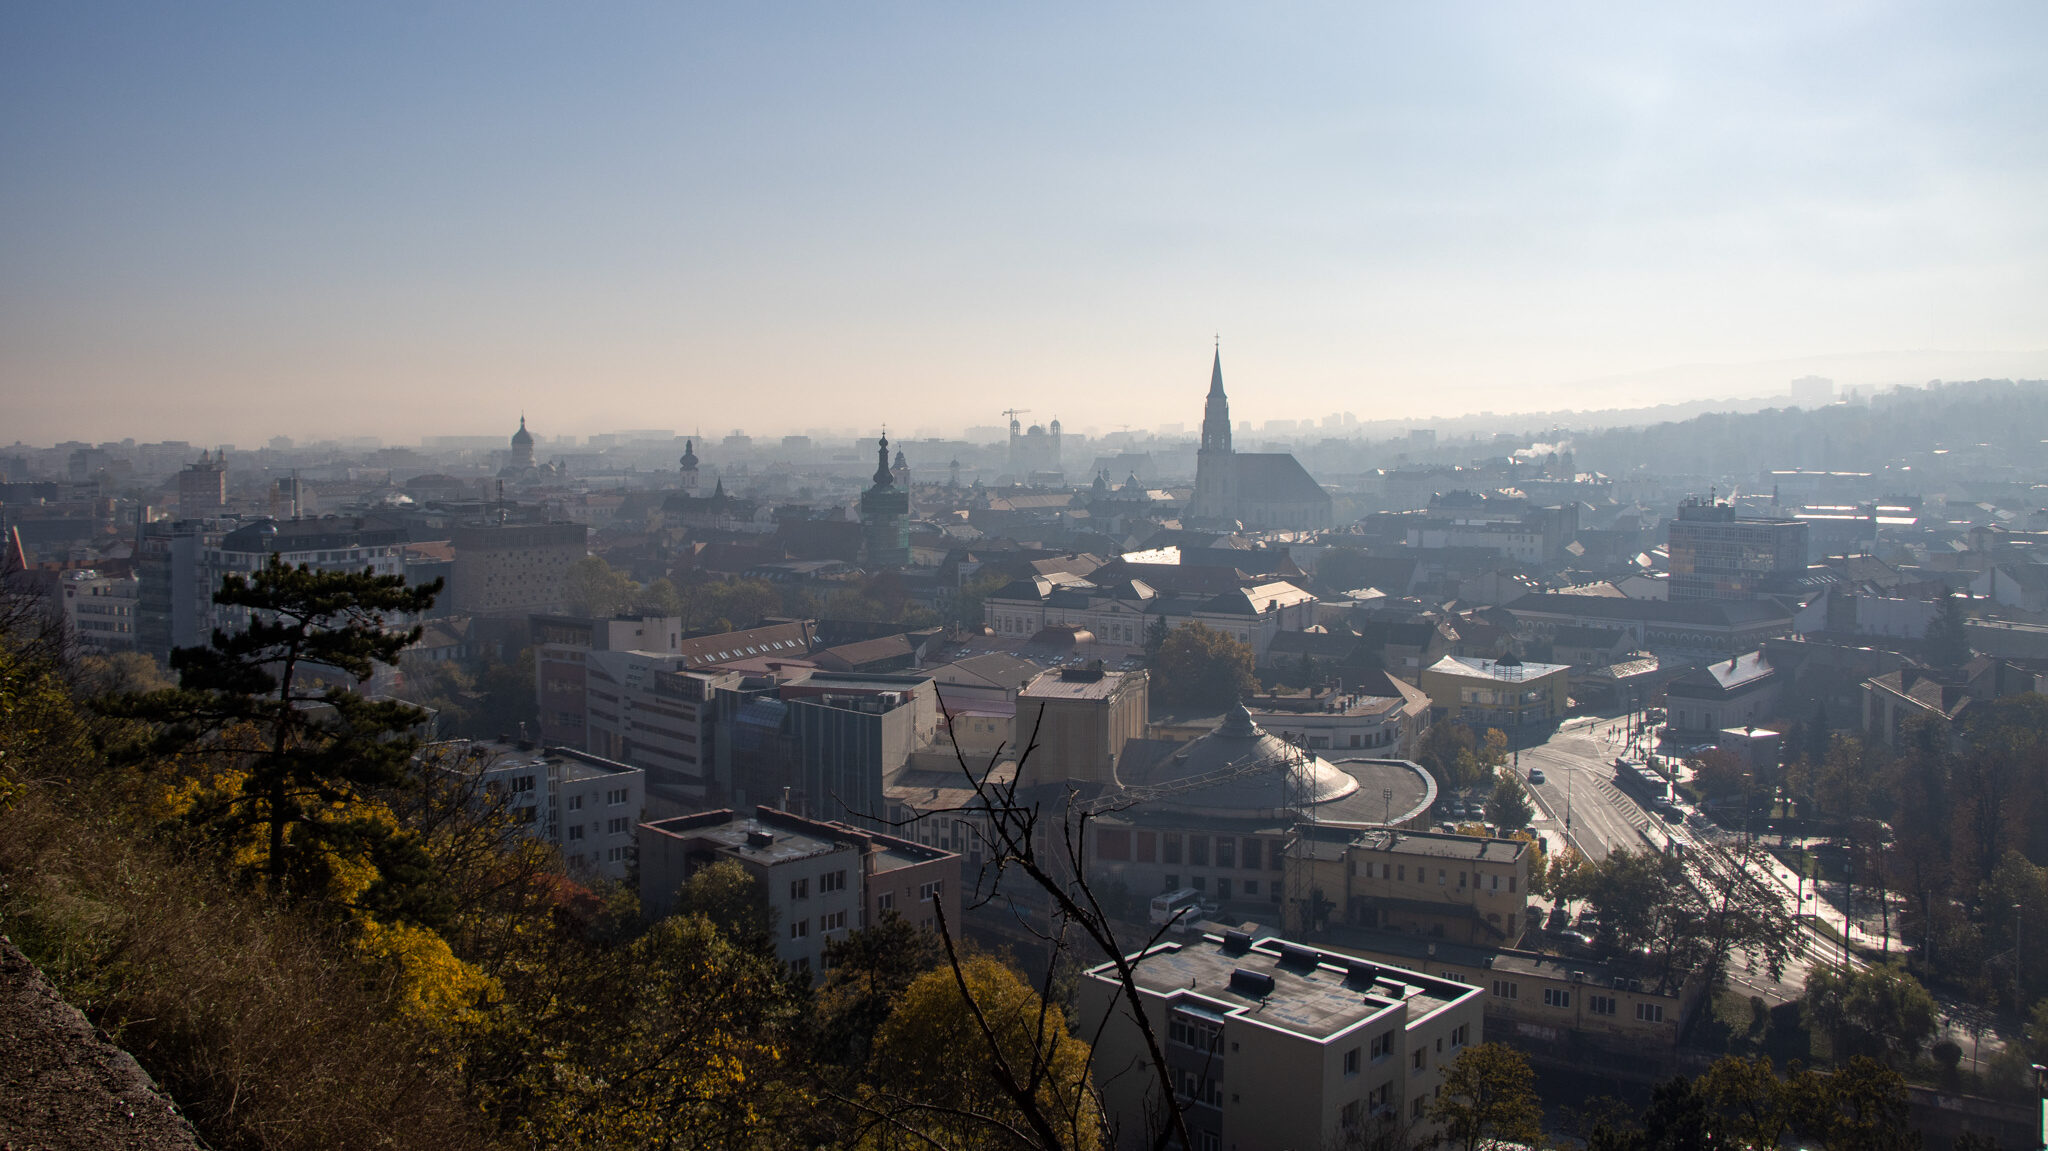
left=1527, top=769, right=1546, bottom=785
left=1660, top=807, right=1685, bottom=824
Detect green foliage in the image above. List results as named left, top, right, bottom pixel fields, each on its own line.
left=564, top=554, right=638, bottom=618
left=1484, top=770, right=1535, bottom=831
left=104, top=555, right=442, bottom=897
left=1803, top=963, right=1938, bottom=1067
left=813, top=911, right=944, bottom=1066
left=1150, top=622, right=1256, bottom=714
left=1924, top=593, right=1972, bottom=669
left=1416, top=724, right=1508, bottom=792
left=1430, top=1042, right=1543, bottom=1151
left=1589, top=1055, right=1916, bottom=1151
left=1579, top=842, right=1798, bottom=989
left=671, top=858, right=779, bottom=957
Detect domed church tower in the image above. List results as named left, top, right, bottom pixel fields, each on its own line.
left=859, top=434, right=911, bottom=568
left=510, top=415, right=536, bottom=471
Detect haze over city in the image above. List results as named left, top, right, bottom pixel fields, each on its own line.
left=6, top=3, right=2048, bottom=445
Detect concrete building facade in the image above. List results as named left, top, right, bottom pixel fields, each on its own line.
left=1080, top=932, right=1482, bottom=1151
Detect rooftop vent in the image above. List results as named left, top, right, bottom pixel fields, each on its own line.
left=1060, top=660, right=1105, bottom=682
left=1221, top=930, right=1254, bottom=953
left=1276, top=943, right=1320, bottom=969
left=1229, top=968, right=1275, bottom=998
left=1344, top=961, right=1382, bottom=987
left=746, top=830, right=776, bottom=849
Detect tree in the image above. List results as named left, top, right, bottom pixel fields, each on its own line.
left=108, top=555, right=442, bottom=897
left=1429, top=1043, right=1543, bottom=1151
left=1803, top=963, right=1938, bottom=1067
left=1535, top=845, right=1588, bottom=904
left=670, top=858, right=778, bottom=957
left=813, top=910, right=944, bottom=1066
left=1696, top=1055, right=1798, bottom=1151
left=1484, top=770, right=1534, bottom=831
left=1924, top=593, right=1971, bottom=669
left=860, top=953, right=1101, bottom=1150
left=564, top=555, right=638, bottom=618
left=1579, top=842, right=1797, bottom=989
left=1150, top=622, right=1256, bottom=714
left=1418, top=724, right=1490, bottom=792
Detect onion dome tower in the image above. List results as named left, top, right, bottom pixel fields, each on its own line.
left=859, top=434, right=911, bottom=568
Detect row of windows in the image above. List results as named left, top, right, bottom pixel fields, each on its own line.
left=1496, top=982, right=1664, bottom=1022
left=789, top=910, right=852, bottom=939
left=1163, top=875, right=1278, bottom=902
left=1353, top=859, right=1518, bottom=893
left=1097, top=831, right=1275, bottom=870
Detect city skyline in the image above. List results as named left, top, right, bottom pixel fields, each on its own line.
left=6, top=4, right=2047, bottom=444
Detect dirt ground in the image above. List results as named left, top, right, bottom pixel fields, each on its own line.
left=0, top=935, right=199, bottom=1151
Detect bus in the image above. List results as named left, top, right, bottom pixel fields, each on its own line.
left=1149, top=888, right=1208, bottom=931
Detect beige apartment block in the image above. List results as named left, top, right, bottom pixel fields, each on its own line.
left=1286, top=827, right=1531, bottom=945
left=1080, top=932, right=1482, bottom=1151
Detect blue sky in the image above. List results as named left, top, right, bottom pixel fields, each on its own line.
left=4, top=3, right=2045, bottom=444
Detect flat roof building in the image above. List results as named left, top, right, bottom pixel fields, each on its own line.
left=1080, top=931, right=1482, bottom=1150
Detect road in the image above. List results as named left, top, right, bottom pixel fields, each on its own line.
left=1515, top=716, right=1665, bottom=862
left=1510, top=718, right=2010, bottom=1071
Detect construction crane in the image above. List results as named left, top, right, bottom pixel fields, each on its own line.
left=1002, top=407, right=1031, bottom=426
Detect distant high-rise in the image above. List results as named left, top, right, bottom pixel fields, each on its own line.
left=1666, top=499, right=1808, bottom=601
left=176, top=451, right=227, bottom=511
left=859, top=435, right=910, bottom=568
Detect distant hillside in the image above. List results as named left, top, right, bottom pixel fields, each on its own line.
left=1565, top=379, right=2048, bottom=483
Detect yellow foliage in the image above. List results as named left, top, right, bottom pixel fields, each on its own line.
left=354, top=917, right=500, bottom=1033
left=867, top=954, right=1101, bottom=1150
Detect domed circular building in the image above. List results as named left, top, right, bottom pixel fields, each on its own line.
left=1087, top=705, right=1436, bottom=915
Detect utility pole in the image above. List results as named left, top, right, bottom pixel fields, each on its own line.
left=1843, top=850, right=1854, bottom=968
left=2017, top=901, right=2026, bottom=1015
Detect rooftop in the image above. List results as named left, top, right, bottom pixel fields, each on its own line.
left=642, top=805, right=954, bottom=874
left=1096, top=932, right=1478, bottom=1042
left=1425, top=654, right=1572, bottom=682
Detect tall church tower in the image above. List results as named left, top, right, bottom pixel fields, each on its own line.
left=679, top=439, right=700, bottom=495
left=859, top=435, right=911, bottom=569
left=1192, top=346, right=1235, bottom=521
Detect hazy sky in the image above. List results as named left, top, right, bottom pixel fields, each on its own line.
left=5, top=3, right=2046, bottom=446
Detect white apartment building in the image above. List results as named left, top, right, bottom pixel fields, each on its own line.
left=425, top=740, right=644, bottom=880
left=61, top=569, right=140, bottom=652
left=638, top=806, right=959, bottom=981
left=1080, top=932, right=1483, bottom=1151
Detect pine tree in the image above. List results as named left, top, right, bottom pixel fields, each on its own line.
left=113, top=555, right=443, bottom=901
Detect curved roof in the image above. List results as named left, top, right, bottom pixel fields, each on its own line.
left=1115, top=705, right=1358, bottom=817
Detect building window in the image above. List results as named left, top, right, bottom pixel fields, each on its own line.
left=1163, top=834, right=1182, bottom=864
left=877, top=892, right=893, bottom=912
left=1637, top=1003, right=1665, bottom=1023
left=1590, top=995, right=1617, bottom=1016
left=606, top=846, right=625, bottom=863
left=821, top=869, right=847, bottom=893
left=568, top=794, right=583, bottom=811
left=1370, top=1030, right=1394, bottom=1062
left=1190, top=837, right=1210, bottom=867
left=1491, top=980, right=1518, bottom=1000
left=1343, top=1047, right=1361, bottom=1075
left=1543, top=988, right=1571, bottom=1008
left=1341, top=1100, right=1363, bottom=1129
left=607, top=817, right=628, bottom=834
left=607, top=788, right=629, bottom=805
left=1243, top=838, right=1261, bottom=870
left=1450, top=1024, right=1469, bottom=1047
left=1508, top=876, right=1516, bottom=893
left=1413, top=1047, right=1426, bottom=1072
left=791, top=878, right=809, bottom=900
left=1216, top=838, right=1236, bottom=869
left=1412, top=1096, right=1428, bottom=1120
left=790, top=919, right=809, bottom=939
left=567, top=825, right=584, bottom=841
left=822, top=910, right=847, bottom=932
left=1136, top=831, right=1158, bottom=862
left=1438, top=869, right=1447, bottom=886
left=919, top=880, right=942, bottom=902
left=1397, top=865, right=1406, bottom=881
